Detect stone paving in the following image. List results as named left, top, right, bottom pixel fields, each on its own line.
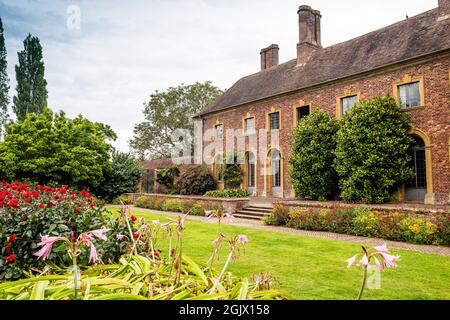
left=109, top=205, right=450, bottom=257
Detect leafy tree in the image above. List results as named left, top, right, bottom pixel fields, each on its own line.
left=0, top=18, right=9, bottom=138
left=0, top=108, right=115, bottom=190
left=176, top=165, right=217, bottom=195
left=334, top=96, right=414, bottom=204
left=130, top=82, right=223, bottom=160
left=290, top=110, right=339, bottom=201
left=13, top=34, right=48, bottom=121
left=94, top=151, right=144, bottom=203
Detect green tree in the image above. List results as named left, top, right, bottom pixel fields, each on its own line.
left=289, top=109, right=340, bottom=201
left=220, top=153, right=244, bottom=189
left=0, top=108, right=115, bottom=190
left=13, top=34, right=48, bottom=121
left=130, top=82, right=223, bottom=160
left=0, top=18, right=9, bottom=138
left=94, top=151, right=144, bottom=203
left=334, top=96, right=414, bottom=204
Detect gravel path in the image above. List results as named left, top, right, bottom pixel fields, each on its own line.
left=108, top=205, right=450, bottom=257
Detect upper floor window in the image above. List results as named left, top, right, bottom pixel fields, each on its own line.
left=214, top=124, right=223, bottom=140
left=341, top=95, right=358, bottom=116
left=269, top=112, right=280, bottom=131
left=398, top=82, right=421, bottom=109
left=245, top=117, right=255, bottom=135
left=296, top=105, right=310, bottom=124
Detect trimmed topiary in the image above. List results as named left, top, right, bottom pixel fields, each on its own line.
left=290, top=109, right=340, bottom=201
left=334, top=96, right=414, bottom=204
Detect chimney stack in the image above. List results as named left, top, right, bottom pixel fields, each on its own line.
left=438, top=0, right=450, bottom=20
left=260, top=44, right=279, bottom=70
left=297, top=5, right=322, bottom=66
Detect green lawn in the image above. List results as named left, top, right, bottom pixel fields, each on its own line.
left=126, top=209, right=450, bottom=300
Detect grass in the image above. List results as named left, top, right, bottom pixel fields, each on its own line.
left=125, top=208, right=450, bottom=300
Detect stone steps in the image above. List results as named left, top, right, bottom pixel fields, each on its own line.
left=234, top=205, right=273, bottom=221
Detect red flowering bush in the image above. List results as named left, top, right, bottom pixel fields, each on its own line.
left=0, top=182, right=130, bottom=280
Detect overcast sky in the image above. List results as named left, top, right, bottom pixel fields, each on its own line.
left=0, top=0, right=438, bottom=153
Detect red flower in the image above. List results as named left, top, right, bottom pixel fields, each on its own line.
left=131, top=215, right=137, bottom=222
left=39, top=203, right=45, bottom=209
left=0, top=195, right=4, bottom=201
left=48, top=202, right=55, bottom=208
left=6, top=254, right=16, bottom=263
left=5, top=247, right=12, bottom=255
left=133, top=232, right=140, bottom=239
left=75, top=207, right=81, bottom=213
left=8, top=234, right=17, bottom=243
left=89, top=203, right=97, bottom=207
left=8, top=198, right=19, bottom=208
left=0, top=202, right=3, bottom=208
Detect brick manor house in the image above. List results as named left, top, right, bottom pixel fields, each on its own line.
left=194, top=1, right=450, bottom=205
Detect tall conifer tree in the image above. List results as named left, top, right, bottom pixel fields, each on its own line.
left=0, top=18, right=9, bottom=136
left=13, top=33, right=48, bottom=121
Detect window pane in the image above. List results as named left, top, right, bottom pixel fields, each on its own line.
left=269, top=112, right=280, bottom=130
left=245, top=118, right=255, bottom=134
left=215, top=125, right=223, bottom=140
left=297, top=106, right=310, bottom=123
left=341, top=96, right=358, bottom=115
left=399, top=82, right=420, bottom=108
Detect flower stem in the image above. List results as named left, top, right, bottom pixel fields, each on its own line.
left=357, top=267, right=368, bottom=300
left=72, top=254, right=78, bottom=300
left=210, top=249, right=233, bottom=293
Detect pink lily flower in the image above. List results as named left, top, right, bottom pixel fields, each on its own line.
left=78, top=233, right=93, bottom=246
left=373, top=256, right=382, bottom=272
left=379, top=252, right=400, bottom=269
left=358, top=254, right=369, bottom=268
left=237, top=235, right=249, bottom=245
left=374, top=243, right=389, bottom=253
left=34, top=235, right=67, bottom=260
left=116, top=234, right=124, bottom=241
left=89, top=228, right=110, bottom=241
left=88, top=243, right=99, bottom=263
left=346, top=255, right=358, bottom=268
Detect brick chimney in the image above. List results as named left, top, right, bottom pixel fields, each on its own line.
left=297, top=5, right=322, bottom=66
left=438, top=0, right=450, bottom=20
left=260, top=44, right=279, bottom=70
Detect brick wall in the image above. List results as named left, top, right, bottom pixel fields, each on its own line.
left=201, top=55, right=450, bottom=204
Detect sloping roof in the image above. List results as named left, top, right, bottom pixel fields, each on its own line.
left=198, top=8, right=450, bottom=116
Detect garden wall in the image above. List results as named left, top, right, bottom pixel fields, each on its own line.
left=126, top=193, right=250, bottom=213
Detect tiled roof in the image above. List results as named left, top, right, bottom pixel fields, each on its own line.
left=198, top=8, right=450, bottom=116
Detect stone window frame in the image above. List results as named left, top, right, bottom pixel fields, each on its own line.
left=393, top=75, right=425, bottom=111
left=292, top=100, right=312, bottom=127
left=242, top=113, right=256, bottom=136
left=266, top=107, right=282, bottom=131
left=335, top=91, right=361, bottom=119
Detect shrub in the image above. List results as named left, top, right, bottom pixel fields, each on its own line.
left=318, top=207, right=356, bottom=234
left=287, top=208, right=322, bottom=230
left=176, top=165, right=217, bottom=195
left=0, top=182, right=130, bottom=280
left=156, top=166, right=180, bottom=189
left=94, top=151, right=143, bottom=203
left=334, top=96, right=414, bottom=204
left=190, top=203, right=205, bottom=216
left=112, top=194, right=132, bottom=205
left=266, top=205, right=290, bottom=226
left=221, top=154, right=244, bottom=189
left=204, top=189, right=249, bottom=198
left=161, top=199, right=183, bottom=212
left=290, top=109, right=340, bottom=201
left=429, top=212, right=450, bottom=245
left=134, top=196, right=163, bottom=210
left=351, top=206, right=378, bottom=237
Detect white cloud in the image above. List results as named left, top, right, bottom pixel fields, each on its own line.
left=2, top=0, right=438, bottom=152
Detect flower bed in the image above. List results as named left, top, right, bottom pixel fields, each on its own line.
left=127, top=193, right=250, bottom=214
left=204, top=189, right=249, bottom=198
left=264, top=204, right=449, bottom=246
left=0, top=182, right=130, bottom=280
